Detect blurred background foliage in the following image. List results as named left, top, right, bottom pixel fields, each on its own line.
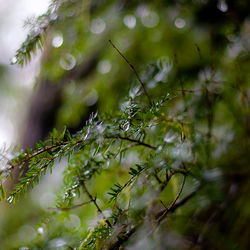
left=0, top=0, right=249, bottom=249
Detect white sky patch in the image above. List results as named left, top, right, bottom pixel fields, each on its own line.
left=0, top=0, right=51, bottom=147
left=0, top=0, right=50, bottom=63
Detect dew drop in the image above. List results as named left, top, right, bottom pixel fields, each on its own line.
left=141, top=11, right=159, bottom=28
left=129, top=86, right=141, bottom=99
left=217, top=0, right=228, bottom=12
left=90, top=18, right=106, bottom=34
left=83, top=130, right=90, bottom=141
left=174, top=18, right=186, bottom=29
left=37, top=227, right=44, bottom=234
left=49, top=238, right=67, bottom=248
left=106, top=160, right=110, bottom=168
left=123, top=15, right=136, bottom=29
left=122, top=122, right=130, bottom=132
left=52, top=33, right=63, bottom=48
left=11, top=57, right=17, bottom=64
left=60, top=53, right=76, bottom=70
left=164, top=131, right=176, bottom=143
left=97, top=60, right=112, bottom=74
left=85, top=89, right=98, bottom=106
left=7, top=195, right=14, bottom=203
left=84, top=170, right=90, bottom=175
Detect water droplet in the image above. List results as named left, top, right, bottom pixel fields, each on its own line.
left=122, top=122, right=130, bottom=132
left=203, top=168, right=222, bottom=181
left=52, top=33, right=63, bottom=48
left=37, top=227, right=44, bottom=234
left=49, top=238, right=67, bottom=248
left=106, top=160, right=110, bottom=168
left=60, top=53, right=76, bottom=70
left=7, top=195, right=14, bottom=203
left=164, top=131, right=176, bottom=143
left=217, top=0, right=228, bottom=12
left=97, top=60, right=112, bottom=74
left=84, top=170, right=90, bottom=175
left=83, top=128, right=90, bottom=140
left=123, top=15, right=136, bottom=29
left=129, top=86, right=141, bottom=99
left=141, top=10, right=159, bottom=28
left=85, top=89, right=98, bottom=107
left=96, top=123, right=105, bottom=134
left=175, top=18, right=186, bottom=29
left=11, top=57, right=17, bottom=64
left=90, top=18, right=106, bottom=34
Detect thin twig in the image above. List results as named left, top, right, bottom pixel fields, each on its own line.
left=106, top=135, right=156, bottom=150
left=48, top=200, right=93, bottom=211
left=168, top=174, right=186, bottom=211
left=109, top=40, right=152, bottom=106
left=157, top=174, right=186, bottom=223
left=160, top=200, right=167, bottom=209
left=118, top=135, right=156, bottom=150
left=174, top=53, right=185, bottom=98
left=81, top=181, right=112, bottom=228
left=156, top=183, right=200, bottom=224
left=175, top=89, right=202, bottom=93
left=154, top=172, right=163, bottom=185
left=195, top=43, right=208, bottom=82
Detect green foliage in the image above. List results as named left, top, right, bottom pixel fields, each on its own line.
left=0, top=0, right=249, bottom=249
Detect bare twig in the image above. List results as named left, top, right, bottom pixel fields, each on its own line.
left=109, top=40, right=152, bottom=106
left=175, top=89, right=202, bottom=93
left=156, top=175, right=186, bottom=223
left=154, top=172, right=163, bottom=185
left=106, top=135, right=156, bottom=150
left=156, top=183, right=200, bottom=224
left=48, top=200, right=93, bottom=211
left=118, top=135, right=156, bottom=150
left=81, top=181, right=112, bottom=228
left=174, top=53, right=185, bottom=98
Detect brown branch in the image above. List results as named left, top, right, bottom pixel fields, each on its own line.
left=81, top=181, right=112, bottom=228
left=175, top=89, right=203, bottom=93
left=169, top=175, right=186, bottom=210
left=156, top=184, right=200, bottom=223
left=109, top=40, right=152, bottom=106
left=154, top=172, right=163, bottom=185
left=48, top=200, right=93, bottom=211
left=174, top=53, right=185, bottom=98
left=156, top=175, right=186, bottom=223
left=116, top=135, right=156, bottom=150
